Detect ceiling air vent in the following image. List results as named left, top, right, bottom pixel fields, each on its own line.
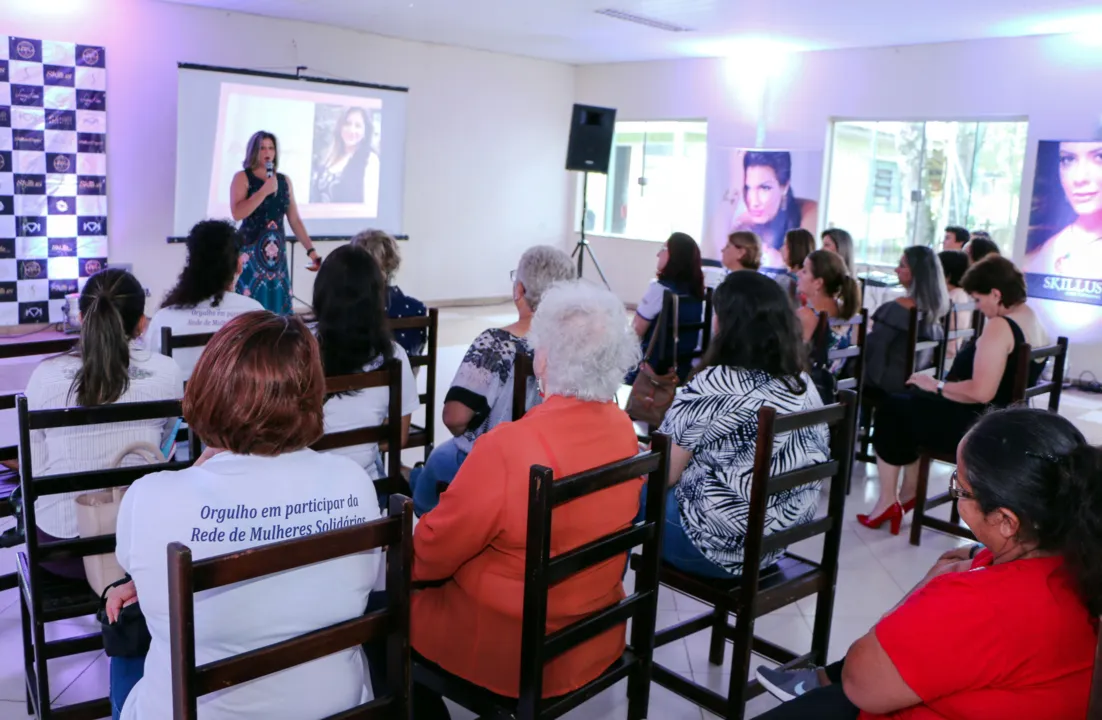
left=594, top=8, right=693, bottom=33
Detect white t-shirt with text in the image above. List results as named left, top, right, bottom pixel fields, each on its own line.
left=145, top=293, right=264, bottom=378
left=322, top=343, right=420, bottom=475
left=117, top=449, right=382, bottom=720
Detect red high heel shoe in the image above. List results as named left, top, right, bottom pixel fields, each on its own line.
left=857, top=502, right=904, bottom=535
left=901, top=498, right=917, bottom=514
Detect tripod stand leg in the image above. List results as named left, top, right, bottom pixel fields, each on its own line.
left=582, top=242, right=610, bottom=289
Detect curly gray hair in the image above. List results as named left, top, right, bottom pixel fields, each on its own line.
left=529, top=280, right=640, bottom=402
left=515, top=246, right=576, bottom=311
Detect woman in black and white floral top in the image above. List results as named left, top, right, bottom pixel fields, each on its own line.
left=651, top=270, right=830, bottom=578
left=409, top=245, right=575, bottom=515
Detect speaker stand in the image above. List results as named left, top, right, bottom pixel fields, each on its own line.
left=571, top=171, right=610, bottom=289
left=286, top=237, right=313, bottom=313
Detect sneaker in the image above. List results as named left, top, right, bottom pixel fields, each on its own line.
left=755, top=665, right=822, bottom=702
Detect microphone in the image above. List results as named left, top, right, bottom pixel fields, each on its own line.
left=265, top=161, right=274, bottom=178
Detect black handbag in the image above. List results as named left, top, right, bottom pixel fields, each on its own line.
left=97, top=575, right=151, bottom=658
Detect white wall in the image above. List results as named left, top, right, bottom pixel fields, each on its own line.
left=574, top=33, right=1102, bottom=373
left=7, top=0, right=575, bottom=308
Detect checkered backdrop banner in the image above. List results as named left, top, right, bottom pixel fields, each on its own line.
left=0, top=36, right=107, bottom=326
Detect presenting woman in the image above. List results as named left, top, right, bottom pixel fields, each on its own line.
left=311, top=107, right=380, bottom=204
left=230, top=131, right=321, bottom=315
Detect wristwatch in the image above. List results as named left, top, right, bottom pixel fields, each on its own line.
left=307, top=248, right=319, bottom=259
left=937, top=380, right=946, bottom=396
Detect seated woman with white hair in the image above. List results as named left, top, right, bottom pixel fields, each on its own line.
left=408, top=280, right=643, bottom=717
left=409, top=245, right=575, bottom=515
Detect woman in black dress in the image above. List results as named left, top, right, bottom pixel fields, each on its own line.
left=230, top=131, right=320, bottom=315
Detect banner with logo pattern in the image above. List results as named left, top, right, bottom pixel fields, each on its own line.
left=0, top=36, right=107, bottom=325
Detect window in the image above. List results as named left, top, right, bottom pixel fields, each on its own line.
left=824, top=120, right=1029, bottom=266
left=581, top=121, right=708, bottom=242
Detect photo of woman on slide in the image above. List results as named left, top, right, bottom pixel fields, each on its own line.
left=1023, top=140, right=1102, bottom=280
left=310, top=106, right=381, bottom=205
left=726, top=150, right=819, bottom=268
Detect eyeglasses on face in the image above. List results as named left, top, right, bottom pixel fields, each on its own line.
left=949, top=470, right=976, bottom=501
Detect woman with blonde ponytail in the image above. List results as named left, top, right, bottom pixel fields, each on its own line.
left=796, top=250, right=861, bottom=372
left=24, top=268, right=181, bottom=578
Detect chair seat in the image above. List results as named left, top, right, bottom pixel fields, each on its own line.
left=631, top=553, right=821, bottom=612
left=406, top=426, right=429, bottom=449
left=18, top=555, right=100, bottom=622
left=0, top=468, right=17, bottom=518
left=413, top=651, right=635, bottom=719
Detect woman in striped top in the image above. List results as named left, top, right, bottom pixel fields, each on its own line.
left=24, top=269, right=181, bottom=578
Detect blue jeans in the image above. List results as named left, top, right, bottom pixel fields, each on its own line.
left=110, top=655, right=145, bottom=719
left=638, top=486, right=738, bottom=579
left=409, top=438, right=468, bottom=516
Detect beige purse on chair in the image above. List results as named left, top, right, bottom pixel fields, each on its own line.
left=75, top=442, right=166, bottom=596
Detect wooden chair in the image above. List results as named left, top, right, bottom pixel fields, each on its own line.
left=15, top=396, right=192, bottom=719
left=1090, top=614, right=1102, bottom=720
left=159, top=327, right=216, bottom=362
left=391, top=310, right=438, bottom=462
left=935, top=301, right=984, bottom=378
left=0, top=338, right=80, bottom=593
left=684, top=287, right=714, bottom=362
left=413, top=435, right=673, bottom=720
left=857, top=306, right=940, bottom=463
left=811, top=311, right=868, bottom=494
left=311, top=359, right=408, bottom=498
left=167, top=494, right=414, bottom=719
left=910, top=337, right=1069, bottom=547
left=633, top=391, right=857, bottom=720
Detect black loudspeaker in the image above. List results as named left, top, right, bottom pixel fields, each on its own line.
left=565, top=104, right=617, bottom=174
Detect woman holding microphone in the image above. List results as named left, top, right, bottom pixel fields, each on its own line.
left=230, top=131, right=321, bottom=315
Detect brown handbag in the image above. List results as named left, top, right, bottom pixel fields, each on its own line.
left=626, top=292, right=680, bottom=427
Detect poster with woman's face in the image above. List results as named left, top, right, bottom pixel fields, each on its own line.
left=1023, top=141, right=1102, bottom=305
left=704, top=148, right=822, bottom=269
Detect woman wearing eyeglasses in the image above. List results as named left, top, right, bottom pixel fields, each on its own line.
left=754, top=407, right=1099, bottom=720
left=407, top=245, right=575, bottom=515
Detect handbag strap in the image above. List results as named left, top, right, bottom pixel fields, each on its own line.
left=643, top=291, right=681, bottom=365
left=108, top=442, right=166, bottom=468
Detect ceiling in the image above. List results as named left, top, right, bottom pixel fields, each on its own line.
left=161, top=0, right=1102, bottom=64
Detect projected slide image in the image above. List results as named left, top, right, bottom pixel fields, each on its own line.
left=1023, top=140, right=1102, bottom=306
left=207, top=83, right=382, bottom=221
left=310, top=104, right=381, bottom=205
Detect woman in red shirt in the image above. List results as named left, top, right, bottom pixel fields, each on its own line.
left=755, top=407, right=1100, bottom=719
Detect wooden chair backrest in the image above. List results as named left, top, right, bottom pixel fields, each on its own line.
left=683, top=287, right=714, bottom=361
left=904, top=306, right=944, bottom=378
left=1010, top=337, right=1068, bottom=412
left=389, top=310, right=438, bottom=459
left=737, top=391, right=857, bottom=617
left=935, top=301, right=983, bottom=377
left=512, top=353, right=534, bottom=422
left=310, top=360, right=405, bottom=496
left=0, top=338, right=80, bottom=462
left=830, top=310, right=868, bottom=395
left=167, top=495, right=414, bottom=720
left=160, top=327, right=217, bottom=358
left=515, top=435, right=671, bottom=712
left=16, top=396, right=194, bottom=595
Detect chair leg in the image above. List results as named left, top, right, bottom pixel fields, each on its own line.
left=725, top=614, right=754, bottom=720
left=708, top=604, right=728, bottom=666
left=909, top=456, right=932, bottom=547
left=626, top=660, right=651, bottom=720
left=20, top=592, right=33, bottom=716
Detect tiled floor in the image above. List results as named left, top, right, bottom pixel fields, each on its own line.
left=0, top=302, right=1100, bottom=719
